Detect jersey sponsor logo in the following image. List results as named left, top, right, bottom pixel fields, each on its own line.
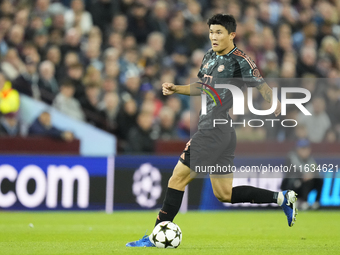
left=217, top=65, right=225, bottom=72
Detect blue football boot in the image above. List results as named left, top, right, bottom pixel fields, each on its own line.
left=281, top=190, right=298, bottom=227
left=126, top=235, right=155, bottom=247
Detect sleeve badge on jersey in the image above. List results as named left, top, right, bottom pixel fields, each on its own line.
left=252, top=68, right=263, bottom=80
left=218, top=65, right=225, bottom=72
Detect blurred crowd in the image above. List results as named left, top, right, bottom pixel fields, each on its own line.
left=0, top=0, right=339, bottom=153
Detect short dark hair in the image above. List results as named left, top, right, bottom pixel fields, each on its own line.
left=68, top=63, right=83, bottom=70
left=61, top=79, right=75, bottom=88
left=207, top=14, right=237, bottom=33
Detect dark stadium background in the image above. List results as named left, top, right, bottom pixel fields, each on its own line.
left=0, top=0, right=339, bottom=212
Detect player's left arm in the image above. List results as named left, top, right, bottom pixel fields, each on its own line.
left=256, top=82, right=281, bottom=117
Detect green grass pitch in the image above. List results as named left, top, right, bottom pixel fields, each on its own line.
left=0, top=210, right=339, bottom=254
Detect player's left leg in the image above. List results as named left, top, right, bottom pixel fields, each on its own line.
left=210, top=130, right=297, bottom=227
left=210, top=175, right=298, bottom=226
left=210, top=175, right=280, bottom=204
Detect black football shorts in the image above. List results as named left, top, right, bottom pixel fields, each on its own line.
left=179, top=125, right=236, bottom=175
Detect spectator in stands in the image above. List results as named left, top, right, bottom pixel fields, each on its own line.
left=275, top=23, right=293, bottom=65
left=21, top=43, right=40, bottom=64
left=146, top=32, right=166, bottom=65
left=83, top=44, right=103, bottom=71
left=110, top=14, right=128, bottom=36
left=118, top=0, right=134, bottom=14
left=280, top=61, right=296, bottom=78
left=7, top=24, right=25, bottom=52
left=177, top=110, right=191, bottom=140
left=64, top=0, right=93, bottom=35
left=32, top=0, right=52, bottom=27
left=99, top=91, right=120, bottom=134
left=300, top=74, right=320, bottom=97
left=28, top=111, right=74, bottom=142
left=183, top=0, right=203, bottom=25
left=106, top=31, right=123, bottom=51
left=16, top=6, right=29, bottom=25
left=38, top=60, right=59, bottom=104
left=0, top=71, right=20, bottom=115
left=324, top=128, right=338, bottom=143
left=126, top=110, right=155, bottom=153
left=191, top=49, right=205, bottom=70
left=66, top=62, right=84, bottom=100
left=45, top=45, right=63, bottom=83
left=140, top=58, right=159, bottom=90
left=25, top=16, right=44, bottom=42
left=91, top=0, right=116, bottom=33
left=1, top=48, right=25, bottom=81
left=116, top=95, right=137, bottom=145
left=0, top=112, right=21, bottom=136
left=33, top=28, right=49, bottom=59
left=0, top=0, right=15, bottom=17
left=102, top=77, right=118, bottom=94
left=49, top=29, right=64, bottom=48
left=165, top=15, right=189, bottom=55
left=52, top=80, right=85, bottom=121
left=325, top=85, right=340, bottom=126
left=157, top=106, right=177, bottom=140
left=123, top=33, right=137, bottom=51
left=297, top=96, right=331, bottom=143
left=186, top=21, right=209, bottom=54
left=123, top=70, right=142, bottom=102
left=296, top=46, right=320, bottom=77
left=63, top=51, right=80, bottom=69
left=151, top=1, right=169, bottom=36
left=170, top=46, right=190, bottom=85
left=165, top=95, right=183, bottom=123
left=60, top=28, right=81, bottom=57
left=127, top=2, right=155, bottom=44
left=80, top=82, right=105, bottom=128
left=281, top=139, right=323, bottom=210
left=262, top=51, right=280, bottom=77
left=0, top=16, right=12, bottom=36
left=51, top=12, right=66, bottom=32
left=292, top=22, right=318, bottom=51
left=103, top=62, right=120, bottom=83
left=12, top=56, right=40, bottom=100
left=0, top=30, right=8, bottom=56
left=86, top=26, right=103, bottom=48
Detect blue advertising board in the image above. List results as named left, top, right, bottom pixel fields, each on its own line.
left=0, top=155, right=111, bottom=210
left=0, top=155, right=339, bottom=211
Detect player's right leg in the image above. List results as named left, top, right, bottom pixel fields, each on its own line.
left=156, top=160, right=196, bottom=224
left=126, top=160, right=195, bottom=247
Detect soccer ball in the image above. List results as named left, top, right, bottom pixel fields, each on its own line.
left=150, top=221, right=182, bottom=248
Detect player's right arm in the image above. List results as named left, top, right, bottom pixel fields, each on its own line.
left=162, top=82, right=201, bottom=96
